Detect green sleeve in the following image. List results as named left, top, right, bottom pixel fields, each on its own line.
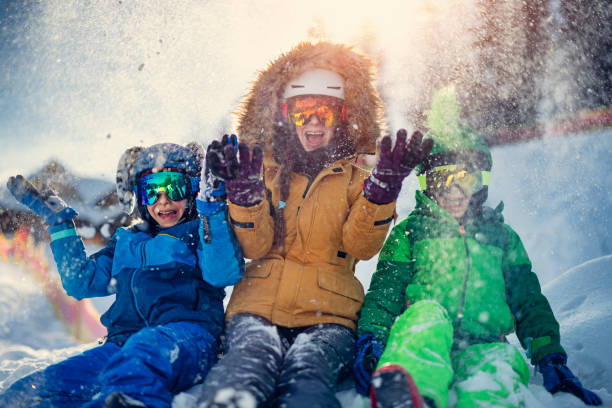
left=503, top=225, right=566, bottom=364
left=357, top=221, right=413, bottom=346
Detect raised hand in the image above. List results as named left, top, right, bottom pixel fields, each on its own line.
left=363, top=129, right=434, bottom=204
left=206, top=134, right=239, bottom=181
left=539, top=353, right=602, bottom=405
left=7, top=175, right=77, bottom=226
left=200, top=135, right=239, bottom=202
left=225, top=142, right=264, bottom=206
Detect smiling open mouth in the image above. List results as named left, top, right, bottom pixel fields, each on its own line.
left=305, top=131, right=325, bottom=146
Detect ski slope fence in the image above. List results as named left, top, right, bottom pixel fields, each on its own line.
left=0, top=229, right=106, bottom=343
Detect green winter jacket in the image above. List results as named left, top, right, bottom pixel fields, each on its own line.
left=357, top=191, right=565, bottom=364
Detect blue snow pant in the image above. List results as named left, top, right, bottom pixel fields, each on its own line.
left=199, top=313, right=355, bottom=408
left=0, top=321, right=218, bottom=408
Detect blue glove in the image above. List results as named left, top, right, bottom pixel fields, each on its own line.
left=538, top=353, right=602, bottom=405
left=354, top=333, right=384, bottom=396
left=7, top=175, right=77, bottom=226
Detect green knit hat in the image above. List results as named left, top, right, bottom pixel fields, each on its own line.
left=417, top=86, right=492, bottom=175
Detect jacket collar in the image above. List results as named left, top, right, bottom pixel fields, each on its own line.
left=263, top=155, right=354, bottom=179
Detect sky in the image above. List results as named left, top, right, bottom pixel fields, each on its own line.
left=0, top=0, right=486, bottom=182
left=1, top=129, right=611, bottom=407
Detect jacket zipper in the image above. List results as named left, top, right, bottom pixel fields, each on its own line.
left=303, top=176, right=315, bottom=198
left=297, top=176, right=315, bottom=216
left=131, top=244, right=149, bottom=326
left=458, top=226, right=470, bottom=323
left=296, top=169, right=343, bottom=242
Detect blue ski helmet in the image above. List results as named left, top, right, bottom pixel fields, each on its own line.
left=131, top=142, right=203, bottom=224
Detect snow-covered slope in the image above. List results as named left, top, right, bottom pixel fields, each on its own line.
left=1, top=254, right=610, bottom=407
left=0, top=260, right=89, bottom=391
left=1, top=129, right=611, bottom=407
left=541, top=255, right=612, bottom=392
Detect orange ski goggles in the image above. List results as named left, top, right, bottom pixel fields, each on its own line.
left=282, top=96, right=346, bottom=127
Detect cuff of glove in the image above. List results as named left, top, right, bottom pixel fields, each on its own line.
left=48, top=220, right=77, bottom=242
left=363, top=176, right=401, bottom=205
left=45, top=207, right=78, bottom=227
left=226, top=182, right=264, bottom=207
left=357, top=334, right=384, bottom=354
left=538, top=352, right=567, bottom=368
left=196, top=199, right=227, bottom=215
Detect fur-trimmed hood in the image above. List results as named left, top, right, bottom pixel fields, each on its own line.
left=235, top=41, right=386, bottom=155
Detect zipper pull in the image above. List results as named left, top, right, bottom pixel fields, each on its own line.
left=201, top=215, right=211, bottom=243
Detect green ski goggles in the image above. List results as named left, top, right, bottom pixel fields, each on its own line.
left=418, top=165, right=490, bottom=196
left=137, top=171, right=189, bottom=206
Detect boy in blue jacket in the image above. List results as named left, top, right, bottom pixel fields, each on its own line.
left=0, top=142, right=245, bottom=408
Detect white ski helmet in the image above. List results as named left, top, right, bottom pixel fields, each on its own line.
left=283, top=68, right=345, bottom=100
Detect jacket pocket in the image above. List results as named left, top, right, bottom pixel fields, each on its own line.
left=306, top=267, right=364, bottom=322
left=317, top=268, right=364, bottom=302
left=245, top=259, right=274, bottom=278
left=226, top=259, right=280, bottom=319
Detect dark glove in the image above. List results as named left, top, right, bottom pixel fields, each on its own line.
left=538, top=353, right=602, bottom=405
left=7, top=175, right=78, bottom=226
left=206, top=134, right=239, bottom=181
left=354, top=333, right=384, bottom=396
left=363, top=129, right=433, bottom=204
left=201, top=134, right=238, bottom=202
left=225, top=142, right=264, bottom=206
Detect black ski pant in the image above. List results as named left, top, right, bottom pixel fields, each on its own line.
left=199, top=313, right=355, bottom=408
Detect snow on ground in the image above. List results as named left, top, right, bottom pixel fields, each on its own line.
left=0, top=129, right=611, bottom=407
left=0, top=260, right=89, bottom=392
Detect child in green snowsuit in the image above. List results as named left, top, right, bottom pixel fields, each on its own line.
left=353, top=91, right=602, bottom=408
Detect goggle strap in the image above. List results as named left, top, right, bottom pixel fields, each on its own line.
left=418, top=174, right=427, bottom=191
left=190, top=176, right=200, bottom=194
left=481, top=171, right=490, bottom=186
left=432, top=164, right=458, bottom=172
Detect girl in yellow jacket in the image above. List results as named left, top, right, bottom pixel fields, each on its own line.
left=198, top=42, right=432, bottom=408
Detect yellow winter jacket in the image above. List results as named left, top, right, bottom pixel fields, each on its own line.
left=226, top=157, right=396, bottom=330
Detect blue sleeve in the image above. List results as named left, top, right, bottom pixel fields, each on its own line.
left=48, top=221, right=115, bottom=300
left=113, top=227, right=197, bottom=270
left=197, top=200, right=245, bottom=287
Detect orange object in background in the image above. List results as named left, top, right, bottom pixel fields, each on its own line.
left=0, top=229, right=107, bottom=343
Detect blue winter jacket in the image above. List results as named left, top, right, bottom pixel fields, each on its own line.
left=47, top=205, right=244, bottom=346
